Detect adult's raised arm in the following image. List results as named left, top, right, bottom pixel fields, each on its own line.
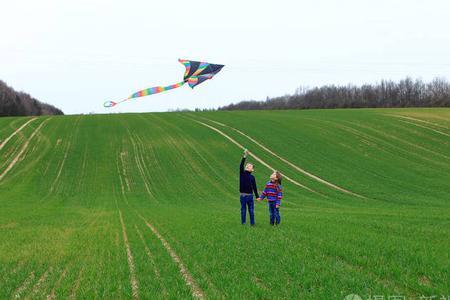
left=240, top=156, right=245, bottom=174
left=240, top=149, right=248, bottom=174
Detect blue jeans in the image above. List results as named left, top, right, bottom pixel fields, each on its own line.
left=268, top=201, right=280, bottom=225
left=240, top=194, right=254, bottom=225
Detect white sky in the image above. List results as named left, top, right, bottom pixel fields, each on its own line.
left=1, top=0, right=450, bottom=114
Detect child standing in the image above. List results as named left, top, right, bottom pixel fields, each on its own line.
left=257, top=171, right=283, bottom=225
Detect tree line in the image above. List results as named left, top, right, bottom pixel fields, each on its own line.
left=218, top=77, right=450, bottom=111
left=0, top=80, right=63, bottom=117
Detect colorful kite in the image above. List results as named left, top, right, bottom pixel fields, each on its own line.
left=104, top=59, right=224, bottom=107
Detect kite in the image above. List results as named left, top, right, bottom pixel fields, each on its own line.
left=104, top=59, right=224, bottom=107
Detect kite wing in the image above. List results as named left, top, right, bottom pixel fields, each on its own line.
left=104, top=59, right=224, bottom=108
left=178, top=59, right=225, bottom=88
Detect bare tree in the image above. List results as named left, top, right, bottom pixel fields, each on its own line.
left=219, top=77, right=450, bottom=111
left=0, top=80, right=63, bottom=117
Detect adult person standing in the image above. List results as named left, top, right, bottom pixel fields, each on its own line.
left=239, top=149, right=259, bottom=226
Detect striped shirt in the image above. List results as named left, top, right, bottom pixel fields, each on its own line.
left=260, top=181, right=283, bottom=206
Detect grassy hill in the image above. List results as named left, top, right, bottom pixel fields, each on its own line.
left=0, top=108, right=449, bottom=299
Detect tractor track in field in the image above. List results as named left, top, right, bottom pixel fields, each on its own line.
left=50, top=116, right=82, bottom=193
left=137, top=213, right=205, bottom=300
left=133, top=133, right=161, bottom=187
left=0, top=144, right=20, bottom=170
left=120, top=151, right=131, bottom=192
left=134, top=224, right=169, bottom=298
left=69, top=268, right=83, bottom=300
left=116, top=154, right=127, bottom=196
left=43, top=139, right=63, bottom=176
left=396, top=118, right=450, bottom=138
left=202, top=118, right=364, bottom=198
left=116, top=152, right=168, bottom=298
left=46, top=267, right=68, bottom=300
left=342, top=120, right=450, bottom=161
left=387, top=115, right=450, bottom=138
left=0, top=117, right=37, bottom=151
left=119, top=210, right=140, bottom=300
left=50, top=141, right=71, bottom=193
left=315, top=118, right=450, bottom=170
left=128, top=132, right=155, bottom=200
left=151, top=114, right=230, bottom=195
left=190, top=119, right=323, bottom=196
left=13, top=271, right=35, bottom=299
left=161, top=229, right=224, bottom=299
left=152, top=114, right=236, bottom=196
left=0, top=118, right=50, bottom=182
left=115, top=126, right=206, bottom=299
left=25, top=267, right=52, bottom=300
left=388, top=114, right=449, bottom=129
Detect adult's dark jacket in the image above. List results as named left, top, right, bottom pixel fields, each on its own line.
left=239, top=157, right=259, bottom=197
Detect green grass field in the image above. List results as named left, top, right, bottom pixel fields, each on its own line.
left=1, top=108, right=449, bottom=299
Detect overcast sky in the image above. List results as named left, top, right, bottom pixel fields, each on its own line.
left=1, top=0, right=450, bottom=114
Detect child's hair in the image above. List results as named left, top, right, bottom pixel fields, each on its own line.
left=275, top=171, right=282, bottom=185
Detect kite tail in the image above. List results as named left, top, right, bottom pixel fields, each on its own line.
left=104, top=81, right=186, bottom=108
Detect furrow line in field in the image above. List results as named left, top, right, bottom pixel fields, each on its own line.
left=134, top=135, right=154, bottom=198
left=44, top=140, right=62, bottom=176
left=134, top=224, right=169, bottom=298
left=0, top=118, right=50, bottom=182
left=128, top=133, right=155, bottom=199
left=29, top=137, right=41, bottom=157
left=46, top=267, right=68, bottom=300
left=0, top=117, right=37, bottom=151
left=119, top=210, right=140, bottom=299
left=120, top=151, right=131, bottom=191
left=134, top=134, right=157, bottom=194
left=324, top=119, right=449, bottom=170
left=117, top=153, right=126, bottom=196
left=50, top=141, right=71, bottom=193
left=388, top=114, right=449, bottom=130
left=161, top=229, right=224, bottom=299
left=114, top=224, right=127, bottom=297
left=25, top=267, right=52, bottom=300
left=393, top=118, right=450, bottom=138
left=192, top=119, right=320, bottom=195
left=170, top=134, right=221, bottom=191
left=344, top=120, right=450, bottom=161
left=0, top=146, right=18, bottom=171
left=137, top=213, right=205, bottom=299
left=50, top=116, right=82, bottom=192
left=69, top=268, right=83, bottom=300
left=151, top=114, right=232, bottom=196
left=204, top=118, right=364, bottom=198
left=13, top=271, right=35, bottom=299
